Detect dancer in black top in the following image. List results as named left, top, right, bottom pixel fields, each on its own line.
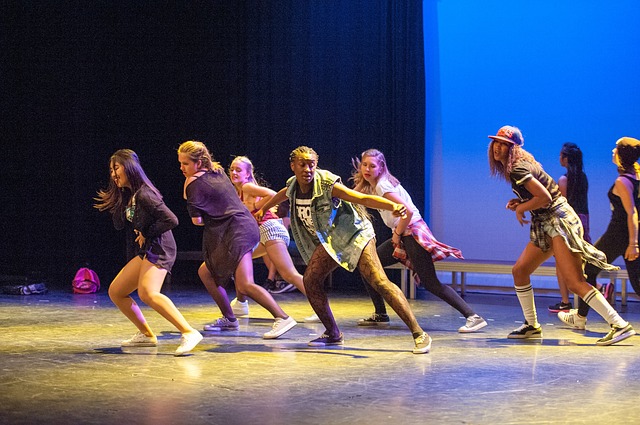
left=95, top=149, right=202, bottom=356
left=559, top=137, right=640, bottom=329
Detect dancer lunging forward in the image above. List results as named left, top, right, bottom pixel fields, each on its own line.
left=259, top=146, right=431, bottom=354
left=488, top=126, right=634, bottom=345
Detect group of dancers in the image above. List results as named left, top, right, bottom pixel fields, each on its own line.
left=94, top=126, right=639, bottom=356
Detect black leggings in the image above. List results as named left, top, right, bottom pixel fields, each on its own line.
left=577, top=221, right=640, bottom=317
left=362, top=236, right=475, bottom=318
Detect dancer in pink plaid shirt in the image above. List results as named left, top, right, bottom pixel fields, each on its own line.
left=351, top=148, right=487, bottom=332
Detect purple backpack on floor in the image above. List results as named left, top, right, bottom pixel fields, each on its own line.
left=72, top=268, right=100, bottom=294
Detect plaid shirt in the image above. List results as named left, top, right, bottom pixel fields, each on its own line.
left=531, top=197, right=618, bottom=272
left=392, top=219, right=464, bottom=283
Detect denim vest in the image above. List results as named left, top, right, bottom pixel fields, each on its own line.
left=286, top=169, right=375, bottom=271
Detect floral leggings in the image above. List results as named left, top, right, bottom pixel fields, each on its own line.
left=302, top=239, right=423, bottom=338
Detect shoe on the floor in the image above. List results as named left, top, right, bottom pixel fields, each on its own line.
left=230, top=298, right=249, bottom=316
left=262, top=279, right=277, bottom=292
left=121, top=331, right=157, bottom=347
left=303, top=313, right=321, bottom=323
left=601, top=282, right=616, bottom=305
left=357, top=313, right=390, bottom=327
left=308, top=332, right=344, bottom=347
left=557, top=309, right=587, bottom=330
left=174, top=331, right=203, bottom=356
left=413, top=332, right=432, bottom=354
left=203, top=317, right=239, bottom=331
left=596, top=323, right=636, bottom=346
left=548, top=301, right=572, bottom=313
left=458, top=314, right=488, bottom=333
left=507, top=322, right=542, bottom=339
left=268, top=281, right=296, bottom=294
left=263, top=316, right=297, bottom=339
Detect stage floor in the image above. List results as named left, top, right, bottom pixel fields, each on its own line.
left=2, top=286, right=639, bottom=425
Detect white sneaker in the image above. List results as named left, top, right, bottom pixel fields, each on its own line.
left=303, top=313, right=321, bottom=323
left=121, top=331, right=157, bottom=347
left=458, top=314, right=488, bottom=333
left=175, top=331, right=203, bottom=356
left=203, top=317, right=240, bottom=331
left=230, top=298, right=249, bottom=316
left=263, top=316, right=297, bottom=339
left=558, top=309, right=587, bottom=330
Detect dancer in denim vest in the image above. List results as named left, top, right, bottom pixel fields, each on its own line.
left=227, top=155, right=319, bottom=322
left=95, top=149, right=202, bottom=356
left=488, top=126, right=634, bottom=345
left=177, top=141, right=296, bottom=339
left=258, top=146, right=431, bottom=354
left=559, top=137, right=640, bottom=330
left=351, top=148, right=487, bottom=332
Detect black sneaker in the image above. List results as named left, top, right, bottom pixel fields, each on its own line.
left=308, top=333, right=344, bottom=347
left=596, top=323, right=636, bottom=346
left=263, top=279, right=276, bottom=291
left=507, top=322, right=542, bottom=339
left=357, top=313, right=390, bottom=327
left=269, top=281, right=295, bottom=294
left=548, top=301, right=572, bottom=313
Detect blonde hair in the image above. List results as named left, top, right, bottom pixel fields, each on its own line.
left=177, top=140, right=223, bottom=173
left=229, top=156, right=258, bottom=184
left=488, top=142, right=539, bottom=181
left=350, top=148, right=399, bottom=194
left=615, top=137, right=640, bottom=174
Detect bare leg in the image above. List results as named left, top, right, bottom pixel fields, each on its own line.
left=553, top=237, right=627, bottom=327
left=136, top=258, right=198, bottom=334
left=108, top=256, right=154, bottom=336
left=512, top=242, right=552, bottom=327
left=197, top=262, right=235, bottom=319
left=265, top=240, right=306, bottom=295
left=234, top=252, right=288, bottom=319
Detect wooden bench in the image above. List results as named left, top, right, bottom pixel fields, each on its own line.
left=394, top=259, right=631, bottom=305
left=177, top=252, right=632, bottom=305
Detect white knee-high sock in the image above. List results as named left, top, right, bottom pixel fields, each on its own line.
left=583, top=288, right=627, bottom=328
left=515, top=284, right=539, bottom=327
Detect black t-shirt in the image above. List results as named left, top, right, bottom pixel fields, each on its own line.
left=293, top=183, right=317, bottom=239
left=510, top=160, right=562, bottom=215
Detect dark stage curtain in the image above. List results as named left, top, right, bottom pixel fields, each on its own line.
left=1, top=1, right=425, bottom=283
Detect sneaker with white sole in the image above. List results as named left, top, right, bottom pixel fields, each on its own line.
left=308, top=332, right=344, bottom=347
left=558, top=309, right=587, bottom=330
left=268, top=281, right=296, bottom=294
left=230, top=298, right=249, bottom=316
left=413, top=332, right=432, bottom=354
left=458, top=314, right=488, bottom=333
left=357, top=313, right=390, bottom=327
left=596, top=323, right=636, bottom=346
left=203, top=317, right=239, bottom=331
left=303, top=313, right=321, bottom=323
left=507, top=322, right=543, bottom=339
left=174, top=331, right=203, bottom=356
left=121, top=331, right=157, bottom=347
left=263, top=316, right=297, bottom=339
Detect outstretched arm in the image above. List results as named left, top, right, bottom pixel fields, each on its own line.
left=255, top=187, right=287, bottom=220
left=331, top=183, right=407, bottom=218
